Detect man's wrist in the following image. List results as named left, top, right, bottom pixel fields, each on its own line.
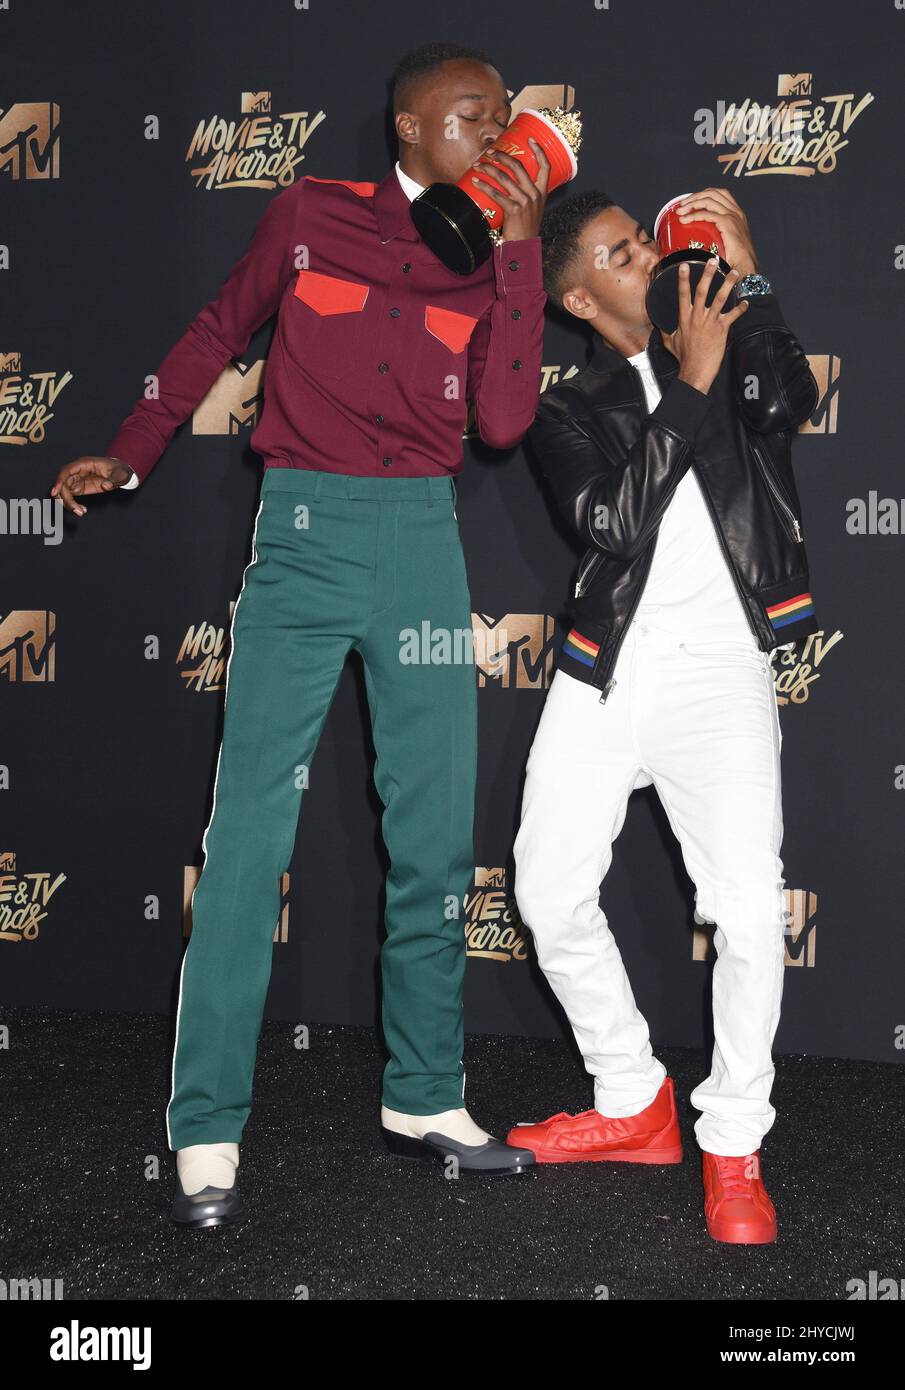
left=733, top=252, right=758, bottom=278
left=109, top=456, right=140, bottom=489
left=677, top=370, right=713, bottom=395
left=736, top=272, right=772, bottom=298
left=500, top=228, right=541, bottom=245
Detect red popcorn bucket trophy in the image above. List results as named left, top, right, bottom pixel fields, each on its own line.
left=645, top=192, right=737, bottom=335
left=410, top=106, right=583, bottom=275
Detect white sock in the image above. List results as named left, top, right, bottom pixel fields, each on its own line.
left=176, top=1142, right=239, bottom=1195
left=381, top=1106, right=492, bottom=1145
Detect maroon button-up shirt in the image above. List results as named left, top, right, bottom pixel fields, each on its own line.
left=106, top=164, right=547, bottom=484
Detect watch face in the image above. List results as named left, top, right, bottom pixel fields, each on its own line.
left=739, top=274, right=770, bottom=295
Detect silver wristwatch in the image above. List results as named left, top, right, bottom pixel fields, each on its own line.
left=736, top=272, right=771, bottom=298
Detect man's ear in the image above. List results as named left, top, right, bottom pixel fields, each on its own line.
left=562, top=286, right=598, bottom=324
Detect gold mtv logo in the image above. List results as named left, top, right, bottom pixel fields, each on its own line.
left=0, top=352, right=22, bottom=375
left=778, top=74, right=812, bottom=96
left=693, top=888, right=816, bottom=968
left=0, top=611, right=56, bottom=682
left=782, top=888, right=817, bottom=968
left=466, top=866, right=530, bottom=962
left=241, top=92, right=271, bottom=114
left=183, top=865, right=289, bottom=943
left=193, top=359, right=266, bottom=436
left=0, top=851, right=15, bottom=873
left=0, top=102, right=61, bottom=180
left=510, top=84, right=577, bottom=115
left=473, top=613, right=556, bottom=689
left=800, top=354, right=841, bottom=434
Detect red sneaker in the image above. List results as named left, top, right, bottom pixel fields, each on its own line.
left=505, top=1077, right=683, bottom=1164
left=702, top=1150, right=778, bottom=1244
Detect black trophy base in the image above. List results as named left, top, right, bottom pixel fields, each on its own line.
left=409, top=182, right=494, bottom=276
left=646, top=248, right=737, bottom=335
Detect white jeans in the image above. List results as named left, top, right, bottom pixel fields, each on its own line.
left=513, top=617, right=786, bottom=1156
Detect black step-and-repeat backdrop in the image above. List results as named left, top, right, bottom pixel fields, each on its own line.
left=3, top=2, right=902, bottom=1067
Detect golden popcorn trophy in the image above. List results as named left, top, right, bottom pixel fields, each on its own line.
left=410, top=106, right=583, bottom=275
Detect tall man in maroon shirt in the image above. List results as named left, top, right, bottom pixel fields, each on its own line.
left=51, top=41, right=550, bottom=1224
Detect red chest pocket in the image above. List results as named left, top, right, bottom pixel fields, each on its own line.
left=414, top=303, right=479, bottom=413
left=285, top=270, right=370, bottom=379
left=424, top=304, right=479, bottom=353
left=293, top=270, right=370, bottom=315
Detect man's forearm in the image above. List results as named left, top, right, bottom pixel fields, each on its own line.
left=530, top=374, right=713, bottom=561
left=730, top=288, right=819, bottom=433
left=469, top=236, right=547, bottom=449
left=104, top=180, right=300, bottom=485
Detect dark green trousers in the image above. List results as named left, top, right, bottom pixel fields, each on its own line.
left=166, top=467, right=477, bottom=1150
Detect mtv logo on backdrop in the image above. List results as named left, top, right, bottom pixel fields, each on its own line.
left=241, top=92, right=271, bottom=114
left=183, top=865, right=289, bottom=943
left=801, top=354, right=841, bottom=434
left=472, top=614, right=556, bottom=689
left=777, top=73, right=812, bottom=96
left=0, top=102, right=61, bottom=180
left=0, top=611, right=56, bottom=682
left=192, top=359, right=266, bottom=437
left=508, top=84, right=577, bottom=116
left=466, top=867, right=530, bottom=964
left=693, top=888, right=817, bottom=968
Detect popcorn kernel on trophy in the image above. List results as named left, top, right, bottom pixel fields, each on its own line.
left=410, top=106, right=583, bottom=276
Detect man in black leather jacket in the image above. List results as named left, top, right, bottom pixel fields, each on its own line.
left=505, top=187, right=820, bottom=1245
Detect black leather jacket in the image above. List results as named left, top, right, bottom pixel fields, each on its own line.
left=528, top=291, right=820, bottom=700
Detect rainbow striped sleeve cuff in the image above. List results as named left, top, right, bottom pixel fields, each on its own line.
left=562, top=627, right=601, bottom=667
left=764, top=591, right=814, bottom=632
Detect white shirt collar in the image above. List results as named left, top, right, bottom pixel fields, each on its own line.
left=394, top=159, right=427, bottom=201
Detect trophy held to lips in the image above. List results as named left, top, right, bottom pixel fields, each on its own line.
left=410, top=106, right=583, bottom=276
left=645, top=192, right=737, bottom=335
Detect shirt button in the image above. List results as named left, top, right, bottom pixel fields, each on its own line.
left=511, top=308, right=521, bottom=319
left=511, top=359, right=522, bottom=370
left=378, top=362, right=389, bottom=373
left=508, top=259, right=520, bottom=271
left=382, top=457, right=393, bottom=468
left=375, top=413, right=384, bottom=425
left=390, top=307, right=401, bottom=318
left=402, top=263, right=411, bottom=273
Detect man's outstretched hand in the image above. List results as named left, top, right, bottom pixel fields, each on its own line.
left=50, top=457, right=135, bottom=517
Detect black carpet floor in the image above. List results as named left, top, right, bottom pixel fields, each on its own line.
left=2, top=1006, right=902, bottom=1301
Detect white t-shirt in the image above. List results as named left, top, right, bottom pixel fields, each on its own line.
left=626, top=347, right=760, bottom=647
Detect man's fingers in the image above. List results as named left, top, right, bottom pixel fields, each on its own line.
left=470, top=168, right=523, bottom=207
left=691, top=257, right=720, bottom=308
left=714, top=266, right=741, bottom=306
left=474, top=144, right=549, bottom=202
left=475, top=167, right=534, bottom=210
left=478, top=148, right=533, bottom=192
left=678, top=190, right=739, bottom=219
left=472, top=152, right=525, bottom=197
left=52, top=462, right=99, bottom=514
left=470, top=173, right=520, bottom=211
left=724, top=298, right=750, bottom=325
left=528, top=137, right=552, bottom=191
left=677, top=260, right=692, bottom=313
left=58, top=480, right=86, bottom=516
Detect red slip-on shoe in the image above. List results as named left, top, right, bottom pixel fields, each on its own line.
left=702, top=1149, right=778, bottom=1244
left=505, top=1077, right=683, bottom=1164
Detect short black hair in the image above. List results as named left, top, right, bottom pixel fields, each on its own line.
left=390, top=40, right=497, bottom=114
left=540, top=189, right=616, bottom=306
